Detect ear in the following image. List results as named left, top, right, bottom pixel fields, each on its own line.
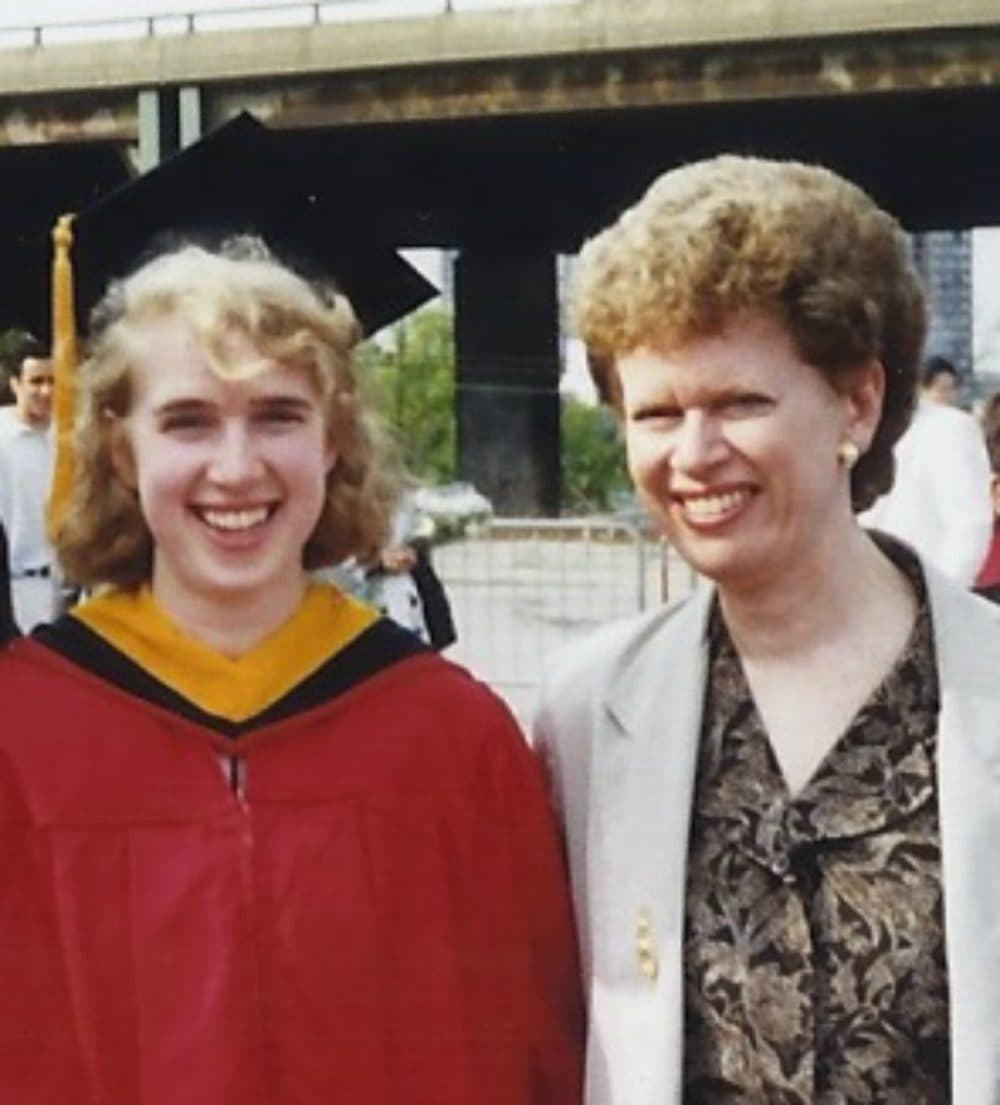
left=991, top=474, right=1000, bottom=518
left=840, top=358, right=885, bottom=453
left=106, top=411, right=137, bottom=489
left=324, top=444, right=338, bottom=475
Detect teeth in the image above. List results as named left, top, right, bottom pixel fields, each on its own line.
left=200, top=506, right=270, bottom=531
left=680, top=490, right=748, bottom=521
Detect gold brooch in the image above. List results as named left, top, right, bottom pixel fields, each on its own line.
left=636, top=908, right=658, bottom=981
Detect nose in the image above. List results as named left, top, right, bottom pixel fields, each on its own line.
left=669, top=410, right=727, bottom=474
left=207, top=422, right=264, bottom=485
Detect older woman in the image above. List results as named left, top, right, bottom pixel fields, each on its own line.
left=534, top=155, right=1000, bottom=1105
left=0, top=241, right=583, bottom=1104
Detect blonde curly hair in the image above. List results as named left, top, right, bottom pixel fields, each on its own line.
left=57, top=240, right=398, bottom=588
left=571, top=155, right=927, bottom=511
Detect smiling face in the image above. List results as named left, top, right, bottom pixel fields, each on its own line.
left=114, top=315, right=335, bottom=622
left=617, top=314, right=882, bottom=596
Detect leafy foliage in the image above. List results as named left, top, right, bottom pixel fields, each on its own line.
left=560, top=396, right=631, bottom=513
left=358, top=308, right=457, bottom=484
left=358, top=307, right=630, bottom=514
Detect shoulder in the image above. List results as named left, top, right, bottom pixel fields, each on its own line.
left=920, top=569, right=1000, bottom=774
left=352, top=641, right=526, bottom=747
left=539, top=587, right=708, bottom=711
left=924, top=564, right=1000, bottom=677
left=0, top=638, right=118, bottom=746
left=0, top=411, right=17, bottom=450
left=352, top=650, right=547, bottom=800
left=929, top=570, right=1000, bottom=629
left=532, top=586, right=711, bottom=784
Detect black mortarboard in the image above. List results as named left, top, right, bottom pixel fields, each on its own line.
left=2, top=112, right=436, bottom=339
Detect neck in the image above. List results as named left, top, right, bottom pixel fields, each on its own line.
left=718, top=521, right=912, bottom=662
left=150, top=571, right=310, bottom=657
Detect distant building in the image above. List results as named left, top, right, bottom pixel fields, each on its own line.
left=912, top=230, right=973, bottom=377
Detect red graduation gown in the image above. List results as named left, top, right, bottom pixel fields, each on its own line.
left=0, top=632, right=583, bottom=1104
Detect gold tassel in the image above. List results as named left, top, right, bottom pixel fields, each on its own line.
left=46, top=213, right=78, bottom=543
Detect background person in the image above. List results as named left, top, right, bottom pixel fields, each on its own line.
left=328, top=492, right=457, bottom=651
left=860, top=354, right=993, bottom=584
left=0, top=333, right=56, bottom=630
left=535, top=154, right=1000, bottom=1105
left=919, top=354, right=960, bottom=406
left=0, top=240, right=583, bottom=1104
left=368, top=491, right=457, bottom=650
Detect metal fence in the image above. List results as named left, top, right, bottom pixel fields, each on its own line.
left=434, top=517, right=696, bottom=723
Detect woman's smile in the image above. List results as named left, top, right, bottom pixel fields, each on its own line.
left=670, top=486, right=757, bottom=528
left=192, top=503, right=277, bottom=533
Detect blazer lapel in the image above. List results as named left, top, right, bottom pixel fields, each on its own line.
left=595, top=585, right=713, bottom=1104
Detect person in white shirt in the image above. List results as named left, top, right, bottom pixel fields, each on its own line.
left=0, top=336, right=56, bottom=630
left=861, top=356, right=993, bottom=585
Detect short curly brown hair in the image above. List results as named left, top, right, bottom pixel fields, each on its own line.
left=57, top=241, right=399, bottom=589
left=571, top=155, right=927, bottom=511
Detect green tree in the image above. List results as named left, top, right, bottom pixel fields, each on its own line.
left=358, top=308, right=630, bottom=514
left=359, top=308, right=456, bottom=484
left=560, top=396, right=630, bottom=513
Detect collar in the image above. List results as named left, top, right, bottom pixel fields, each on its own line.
left=71, top=582, right=378, bottom=722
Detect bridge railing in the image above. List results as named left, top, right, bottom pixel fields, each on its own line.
left=0, top=0, right=578, bottom=51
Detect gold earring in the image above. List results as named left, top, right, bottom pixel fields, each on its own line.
left=837, top=440, right=860, bottom=470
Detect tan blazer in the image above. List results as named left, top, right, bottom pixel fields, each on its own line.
left=535, top=564, right=1000, bottom=1105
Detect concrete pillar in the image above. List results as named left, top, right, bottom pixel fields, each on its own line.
left=137, top=88, right=161, bottom=172
left=454, top=250, right=560, bottom=516
left=178, top=85, right=203, bottom=148
left=137, top=86, right=190, bottom=170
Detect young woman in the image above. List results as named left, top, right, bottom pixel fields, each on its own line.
left=535, top=155, right=1000, bottom=1105
left=0, top=241, right=583, bottom=1104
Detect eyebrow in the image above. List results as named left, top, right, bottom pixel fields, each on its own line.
left=151, top=395, right=316, bottom=416
left=152, top=398, right=212, bottom=418
left=632, top=385, right=772, bottom=411
left=248, top=395, right=316, bottom=414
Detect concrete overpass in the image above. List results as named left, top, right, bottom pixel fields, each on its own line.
left=2, top=0, right=999, bottom=512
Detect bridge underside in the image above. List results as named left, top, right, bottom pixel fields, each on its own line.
left=270, top=83, right=1000, bottom=246
left=3, top=29, right=1000, bottom=512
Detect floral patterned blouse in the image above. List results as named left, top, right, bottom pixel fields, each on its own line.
left=683, top=547, right=950, bottom=1104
